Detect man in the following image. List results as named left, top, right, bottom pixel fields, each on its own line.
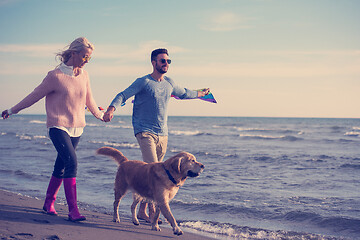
left=103, top=48, right=209, bottom=221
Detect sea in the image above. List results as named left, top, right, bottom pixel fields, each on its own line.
left=1, top=114, right=359, bottom=240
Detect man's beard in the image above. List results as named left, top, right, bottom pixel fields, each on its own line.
left=156, top=63, right=167, bottom=74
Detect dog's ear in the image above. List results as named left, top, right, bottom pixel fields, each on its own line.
left=171, top=155, right=182, bottom=173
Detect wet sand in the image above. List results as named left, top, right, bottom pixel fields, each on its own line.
left=0, top=189, right=215, bottom=240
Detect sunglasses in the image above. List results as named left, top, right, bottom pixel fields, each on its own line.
left=159, top=58, right=171, bottom=64
left=82, top=55, right=91, bottom=62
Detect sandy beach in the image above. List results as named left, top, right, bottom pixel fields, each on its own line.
left=0, top=189, right=215, bottom=240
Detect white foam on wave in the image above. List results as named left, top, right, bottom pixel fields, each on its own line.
left=29, top=120, right=46, bottom=124
left=239, top=134, right=283, bottom=139
left=105, top=125, right=132, bottom=129
left=34, top=135, right=47, bottom=139
left=236, top=127, right=269, bottom=132
left=15, top=134, right=47, bottom=140
left=90, top=140, right=139, bottom=149
left=86, top=123, right=102, bottom=127
left=16, top=134, right=32, bottom=140
left=181, top=221, right=239, bottom=239
left=170, top=130, right=201, bottom=136
left=239, top=134, right=302, bottom=141
left=180, top=221, right=333, bottom=240
left=86, top=123, right=132, bottom=129
left=345, top=131, right=360, bottom=137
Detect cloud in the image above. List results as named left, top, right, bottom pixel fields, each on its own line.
left=0, top=43, right=358, bottom=80
left=92, top=40, right=187, bottom=62
left=0, top=44, right=65, bottom=57
left=2, top=58, right=356, bottom=79
left=0, top=41, right=188, bottom=76
left=199, top=11, right=251, bottom=32
left=0, top=41, right=188, bottom=62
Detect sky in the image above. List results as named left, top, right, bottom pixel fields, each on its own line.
left=0, top=0, right=359, bottom=118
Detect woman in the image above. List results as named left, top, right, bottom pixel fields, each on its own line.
left=1, top=37, right=103, bottom=222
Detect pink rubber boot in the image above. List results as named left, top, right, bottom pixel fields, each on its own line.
left=43, top=176, right=62, bottom=215
left=63, top=178, right=86, bottom=222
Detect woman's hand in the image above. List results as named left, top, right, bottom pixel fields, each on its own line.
left=103, top=106, right=115, bottom=122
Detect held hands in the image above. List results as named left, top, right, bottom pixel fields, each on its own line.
left=103, top=106, right=115, bottom=122
left=197, top=88, right=210, bottom=98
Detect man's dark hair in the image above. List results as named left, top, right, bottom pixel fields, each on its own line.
left=151, top=48, right=168, bottom=61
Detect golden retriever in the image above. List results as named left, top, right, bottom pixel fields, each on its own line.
left=96, top=147, right=205, bottom=235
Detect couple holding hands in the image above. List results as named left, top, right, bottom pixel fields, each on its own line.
left=2, top=37, right=210, bottom=222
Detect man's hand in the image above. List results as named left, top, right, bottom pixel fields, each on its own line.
left=2, top=110, right=10, bottom=119
left=103, top=106, right=115, bottom=122
left=197, top=88, right=210, bottom=97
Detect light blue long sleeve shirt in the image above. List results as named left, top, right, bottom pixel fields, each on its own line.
left=110, top=74, right=198, bottom=136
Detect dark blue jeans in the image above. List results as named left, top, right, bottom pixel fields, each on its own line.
left=49, top=128, right=80, bottom=178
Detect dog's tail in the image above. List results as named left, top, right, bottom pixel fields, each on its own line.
left=96, top=147, right=129, bottom=165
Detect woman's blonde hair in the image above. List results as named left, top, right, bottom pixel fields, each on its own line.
left=56, top=37, right=94, bottom=63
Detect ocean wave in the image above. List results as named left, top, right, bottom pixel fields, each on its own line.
left=344, top=131, right=360, bottom=137
left=235, top=127, right=269, bottom=132
left=86, top=123, right=103, bottom=127
left=14, top=134, right=48, bottom=141
left=0, top=169, right=13, bottom=175
left=86, top=123, right=132, bottom=129
left=1, top=131, right=16, bottom=136
left=281, top=135, right=303, bottom=141
left=16, top=134, right=32, bottom=140
left=339, top=138, right=356, bottom=143
left=171, top=199, right=268, bottom=219
left=239, top=134, right=280, bottom=139
left=86, top=168, right=113, bottom=175
left=169, top=130, right=203, bottom=136
left=105, top=124, right=132, bottom=129
left=330, top=126, right=346, bottom=132
left=172, top=199, right=360, bottom=237
left=280, top=211, right=360, bottom=235
left=29, top=120, right=46, bottom=124
left=170, top=149, right=238, bottom=159
left=236, top=127, right=303, bottom=135
left=198, top=152, right=238, bottom=159
left=239, top=134, right=303, bottom=141
left=3, top=169, right=46, bottom=181
left=89, top=140, right=139, bottom=149
left=340, top=164, right=360, bottom=170
left=179, top=220, right=342, bottom=240
left=253, top=156, right=275, bottom=162
left=33, top=135, right=47, bottom=139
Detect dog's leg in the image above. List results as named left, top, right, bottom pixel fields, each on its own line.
left=148, top=201, right=156, bottom=221
left=131, top=193, right=141, bottom=225
left=151, top=204, right=161, bottom=232
left=113, top=185, right=127, bottom=223
left=158, top=202, right=183, bottom=235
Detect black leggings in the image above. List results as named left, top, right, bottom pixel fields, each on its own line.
left=49, top=128, right=80, bottom=178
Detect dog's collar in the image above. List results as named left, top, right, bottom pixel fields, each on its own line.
left=163, top=165, right=180, bottom=187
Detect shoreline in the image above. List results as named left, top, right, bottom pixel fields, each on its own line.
left=0, top=189, right=215, bottom=240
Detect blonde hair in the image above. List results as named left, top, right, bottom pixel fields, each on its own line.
left=56, top=37, right=94, bottom=63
